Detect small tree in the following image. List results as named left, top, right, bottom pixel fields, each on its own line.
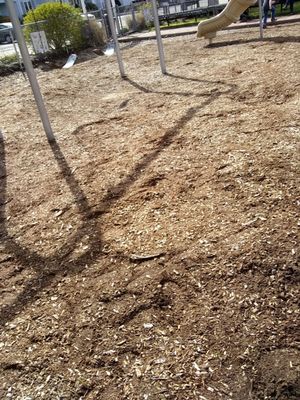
left=24, top=3, right=86, bottom=55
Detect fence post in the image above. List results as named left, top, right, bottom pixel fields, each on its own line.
left=131, top=4, right=137, bottom=31
left=100, top=7, right=110, bottom=39
left=114, top=6, right=121, bottom=34
left=10, top=30, right=24, bottom=75
left=258, top=0, right=264, bottom=40
left=116, top=6, right=124, bottom=34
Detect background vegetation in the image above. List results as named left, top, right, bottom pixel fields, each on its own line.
left=23, top=3, right=86, bottom=54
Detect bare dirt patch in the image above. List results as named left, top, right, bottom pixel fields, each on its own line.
left=0, top=23, right=299, bottom=400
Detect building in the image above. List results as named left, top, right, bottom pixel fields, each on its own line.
left=0, top=0, right=74, bottom=19
left=1, top=0, right=28, bottom=19
left=0, top=0, right=131, bottom=19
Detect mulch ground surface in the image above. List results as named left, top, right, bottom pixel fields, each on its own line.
left=0, top=22, right=299, bottom=400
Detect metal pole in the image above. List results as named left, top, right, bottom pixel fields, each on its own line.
left=151, top=0, right=166, bottom=74
left=258, top=0, right=264, bottom=40
left=100, top=7, right=110, bottom=39
left=131, top=4, right=137, bottom=31
left=80, top=0, right=88, bottom=15
left=105, top=0, right=126, bottom=78
left=114, top=7, right=121, bottom=35
left=117, top=7, right=123, bottom=34
left=5, top=0, right=55, bottom=141
left=111, top=0, right=121, bottom=35
left=10, top=30, right=24, bottom=77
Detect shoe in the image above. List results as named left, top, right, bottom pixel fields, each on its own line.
left=263, top=24, right=267, bottom=28
left=271, top=18, right=276, bottom=22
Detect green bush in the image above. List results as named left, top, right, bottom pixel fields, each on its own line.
left=24, top=3, right=86, bottom=54
left=0, top=54, right=18, bottom=65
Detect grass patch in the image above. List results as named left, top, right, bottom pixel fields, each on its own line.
left=158, top=2, right=299, bottom=30
left=0, top=54, right=22, bottom=76
left=246, top=2, right=300, bottom=18
left=0, top=54, right=18, bottom=65
left=160, top=17, right=206, bottom=30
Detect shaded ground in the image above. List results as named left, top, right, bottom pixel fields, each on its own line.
left=0, top=23, right=299, bottom=400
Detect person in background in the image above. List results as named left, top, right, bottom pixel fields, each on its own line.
left=283, top=0, right=294, bottom=14
left=263, top=0, right=276, bottom=28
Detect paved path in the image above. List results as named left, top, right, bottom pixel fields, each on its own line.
left=0, top=42, right=19, bottom=57
left=119, top=13, right=300, bottom=42
left=1, top=14, right=298, bottom=58
left=0, top=41, right=35, bottom=59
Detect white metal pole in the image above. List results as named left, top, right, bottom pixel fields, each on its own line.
left=110, top=0, right=120, bottom=35
left=258, top=0, right=264, bottom=40
left=151, top=0, right=166, bottom=74
left=5, top=0, right=55, bottom=141
left=80, top=0, right=88, bottom=15
left=105, top=0, right=126, bottom=78
left=10, top=30, right=24, bottom=75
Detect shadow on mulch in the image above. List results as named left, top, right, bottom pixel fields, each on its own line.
left=0, top=74, right=237, bottom=328
left=206, top=35, right=300, bottom=48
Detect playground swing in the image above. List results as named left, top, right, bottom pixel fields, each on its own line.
left=5, top=0, right=265, bottom=142
left=4, top=0, right=167, bottom=142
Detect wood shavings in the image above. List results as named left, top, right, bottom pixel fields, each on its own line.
left=0, top=23, right=299, bottom=400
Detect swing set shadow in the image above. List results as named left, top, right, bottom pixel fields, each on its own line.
left=0, top=74, right=237, bottom=328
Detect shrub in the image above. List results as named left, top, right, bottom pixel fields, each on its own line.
left=88, top=19, right=107, bottom=46
left=138, top=2, right=154, bottom=29
left=136, top=12, right=147, bottom=30
left=124, top=12, right=146, bottom=32
left=0, top=54, right=18, bottom=65
left=24, top=3, right=86, bottom=54
left=0, top=54, right=20, bottom=76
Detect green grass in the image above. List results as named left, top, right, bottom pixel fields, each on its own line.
left=0, top=54, right=18, bottom=65
left=160, top=16, right=206, bottom=30
left=249, top=1, right=300, bottom=18
left=158, top=1, right=300, bottom=30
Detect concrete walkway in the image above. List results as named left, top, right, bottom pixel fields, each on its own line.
left=118, top=13, right=300, bottom=42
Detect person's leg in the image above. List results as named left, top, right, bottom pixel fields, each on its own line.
left=290, top=0, right=294, bottom=13
left=263, top=6, right=269, bottom=26
left=271, top=5, right=276, bottom=21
